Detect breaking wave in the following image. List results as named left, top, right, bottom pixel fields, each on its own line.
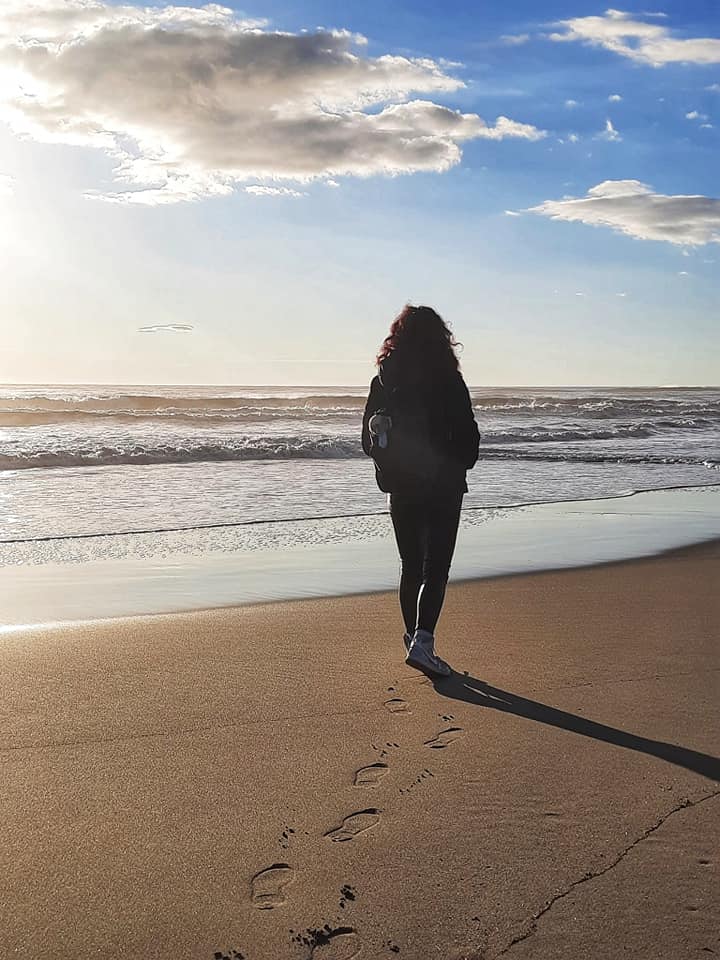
left=3, top=437, right=719, bottom=472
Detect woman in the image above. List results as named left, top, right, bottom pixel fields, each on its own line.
left=362, top=305, right=480, bottom=678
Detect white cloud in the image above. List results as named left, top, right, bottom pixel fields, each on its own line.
left=549, top=9, right=720, bottom=66
left=608, top=93, right=623, bottom=101
left=500, top=33, right=530, bottom=46
left=0, top=173, right=14, bottom=196
left=138, top=324, right=194, bottom=332
left=686, top=110, right=709, bottom=121
left=504, top=209, right=521, bottom=216
left=244, top=185, right=307, bottom=198
left=325, top=179, right=340, bottom=188
left=528, top=179, right=720, bottom=246
left=707, top=83, right=720, bottom=92
left=0, top=0, right=545, bottom=205
left=677, top=270, right=689, bottom=276
left=568, top=132, right=580, bottom=143
left=472, top=115, right=545, bottom=140
left=565, top=98, right=579, bottom=108
left=598, top=118, right=622, bottom=141
left=700, top=123, right=714, bottom=129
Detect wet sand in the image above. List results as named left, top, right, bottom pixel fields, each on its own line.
left=1, top=542, right=719, bottom=959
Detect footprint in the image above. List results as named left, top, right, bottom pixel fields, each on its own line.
left=384, top=697, right=409, bottom=713
left=292, top=925, right=362, bottom=959
left=424, top=727, right=464, bottom=750
left=325, top=809, right=381, bottom=842
left=354, top=762, right=389, bottom=787
left=309, top=928, right=362, bottom=959
left=250, top=863, right=294, bottom=909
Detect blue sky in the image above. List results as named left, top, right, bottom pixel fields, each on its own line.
left=0, top=1, right=718, bottom=384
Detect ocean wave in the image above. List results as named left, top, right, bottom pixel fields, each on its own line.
left=3, top=436, right=719, bottom=472
left=2, top=401, right=719, bottom=430
left=473, top=396, right=720, bottom=419
left=478, top=419, right=717, bottom=443
left=0, top=406, right=361, bottom=427
left=477, top=447, right=720, bottom=468
left=0, top=393, right=366, bottom=414
left=0, top=438, right=363, bottom=471
left=2, top=390, right=719, bottom=422
left=3, top=409, right=715, bottom=436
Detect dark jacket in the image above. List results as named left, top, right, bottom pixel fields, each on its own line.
left=361, top=353, right=480, bottom=494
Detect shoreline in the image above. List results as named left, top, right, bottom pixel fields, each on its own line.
left=1, top=484, right=720, bottom=629
left=2, top=543, right=718, bottom=959
left=5, top=532, right=720, bottom=637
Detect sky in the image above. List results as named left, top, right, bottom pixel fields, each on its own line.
left=0, top=0, right=718, bottom=386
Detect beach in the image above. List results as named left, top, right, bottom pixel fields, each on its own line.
left=2, top=542, right=718, bottom=960
left=2, top=384, right=719, bottom=958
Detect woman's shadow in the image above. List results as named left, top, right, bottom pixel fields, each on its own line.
left=431, top=670, right=720, bottom=783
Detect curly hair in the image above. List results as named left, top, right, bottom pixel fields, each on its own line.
left=376, top=304, right=461, bottom=374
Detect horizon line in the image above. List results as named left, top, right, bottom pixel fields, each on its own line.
left=2, top=382, right=719, bottom=391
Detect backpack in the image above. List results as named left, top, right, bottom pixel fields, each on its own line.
left=368, top=383, right=448, bottom=494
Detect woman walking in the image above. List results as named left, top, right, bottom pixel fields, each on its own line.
left=362, top=305, right=480, bottom=677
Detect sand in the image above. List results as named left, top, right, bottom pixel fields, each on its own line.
left=1, top=542, right=719, bottom=960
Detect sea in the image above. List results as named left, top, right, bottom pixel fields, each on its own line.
left=1, top=384, right=719, bottom=544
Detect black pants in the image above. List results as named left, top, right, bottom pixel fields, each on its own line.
left=389, top=490, right=463, bottom=636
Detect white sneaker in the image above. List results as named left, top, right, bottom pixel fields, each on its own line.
left=405, top=629, right=451, bottom=678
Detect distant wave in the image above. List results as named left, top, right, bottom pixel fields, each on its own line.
left=478, top=419, right=716, bottom=443
left=474, top=396, right=720, bottom=419
left=477, top=448, right=720, bottom=468
left=0, top=393, right=367, bottom=413
left=0, top=393, right=368, bottom=427
left=2, top=392, right=719, bottom=428
left=0, top=407, right=362, bottom=427
left=3, top=437, right=719, bottom=471
left=0, top=438, right=363, bottom=471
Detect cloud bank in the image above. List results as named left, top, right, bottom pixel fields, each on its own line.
left=528, top=180, right=720, bottom=246
left=549, top=9, right=720, bottom=66
left=0, top=0, right=545, bottom=205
